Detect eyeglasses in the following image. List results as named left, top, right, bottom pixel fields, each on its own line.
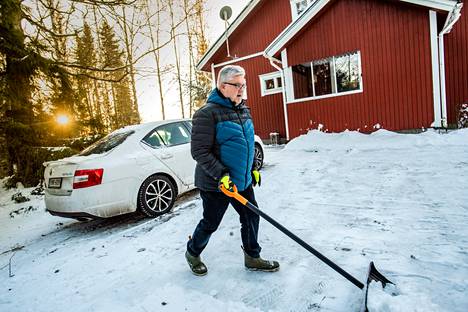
left=223, top=82, right=246, bottom=89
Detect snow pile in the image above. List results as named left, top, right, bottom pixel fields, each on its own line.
left=366, top=281, right=439, bottom=312
left=0, top=179, right=70, bottom=252
left=285, top=129, right=468, bottom=152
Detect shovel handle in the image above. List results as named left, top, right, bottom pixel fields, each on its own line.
left=219, top=184, right=365, bottom=289
left=219, top=183, right=248, bottom=205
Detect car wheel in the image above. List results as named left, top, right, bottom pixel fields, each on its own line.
left=138, top=174, right=176, bottom=218
left=254, top=143, right=264, bottom=170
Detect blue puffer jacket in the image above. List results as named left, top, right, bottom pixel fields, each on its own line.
left=191, top=89, right=255, bottom=192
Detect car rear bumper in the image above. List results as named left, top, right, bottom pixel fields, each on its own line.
left=45, top=197, right=134, bottom=218
left=46, top=210, right=101, bottom=221
left=44, top=180, right=136, bottom=218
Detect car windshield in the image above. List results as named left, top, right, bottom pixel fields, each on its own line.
left=79, top=130, right=135, bottom=156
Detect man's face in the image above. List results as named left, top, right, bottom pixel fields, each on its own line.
left=219, top=75, right=246, bottom=105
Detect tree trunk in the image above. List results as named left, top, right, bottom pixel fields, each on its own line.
left=145, top=0, right=166, bottom=119
left=183, top=0, right=195, bottom=117
left=1, top=0, right=37, bottom=185
left=93, top=6, right=111, bottom=132
left=121, top=6, right=140, bottom=123
left=168, top=0, right=185, bottom=118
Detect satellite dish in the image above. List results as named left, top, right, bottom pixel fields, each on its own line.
left=219, top=6, right=232, bottom=21
left=219, top=6, right=233, bottom=58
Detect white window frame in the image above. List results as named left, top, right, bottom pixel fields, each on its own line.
left=290, top=0, right=314, bottom=20
left=286, top=50, right=363, bottom=104
left=259, top=72, right=283, bottom=96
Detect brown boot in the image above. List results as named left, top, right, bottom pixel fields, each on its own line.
left=185, top=250, right=208, bottom=276
left=244, top=251, right=280, bottom=272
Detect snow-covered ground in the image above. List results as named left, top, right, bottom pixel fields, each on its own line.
left=1, top=129, right=467, bottom=312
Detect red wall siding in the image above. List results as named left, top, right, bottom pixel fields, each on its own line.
left=285, top=0, right=435, bottom=137
left=214, top=57, right=286, bottom=139
left=209, top=0, right=292, bottom=67
left=444, top=0, right=468, bottom=126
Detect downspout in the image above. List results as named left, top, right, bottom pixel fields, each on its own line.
left=438, top=2, right=463, bottom=128
left=263, top=53, right=290, bottom=141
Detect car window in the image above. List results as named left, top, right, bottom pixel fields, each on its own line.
left=156, top=122, right=191, bottom=146
left=142, top=131, right=164, bottom=148
left=184, top=121, right=192, bottom=132
left=79, top=130, right=134, bottom=156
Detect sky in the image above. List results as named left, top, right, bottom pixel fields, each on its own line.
left=1, top=129, right=467, bottom=311
left=137, top=0, right=250, bottom=122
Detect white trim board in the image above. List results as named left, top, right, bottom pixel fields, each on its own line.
left=259, top=72, right=283, bottom=96
left=286, top=89, right=363, bottom=104
left=402, top=0, right=456, bottom=11
left=213, top=52, right=264, bottom=68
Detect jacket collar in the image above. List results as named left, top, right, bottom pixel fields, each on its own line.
left=207, top=88, right=247, bottom=110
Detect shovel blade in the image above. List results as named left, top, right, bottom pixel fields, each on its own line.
left=361, top=262, right=394, bottom=312
left=367, top=261, right=393, bottom=287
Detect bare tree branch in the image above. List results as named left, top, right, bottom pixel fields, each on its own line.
left=66, top=69, right=129, bottom=83
left=51, top=32, right=178, bottom=73
left=22, top=13, right=79, bottom=38
left=71, top=0, right=137, bottom=5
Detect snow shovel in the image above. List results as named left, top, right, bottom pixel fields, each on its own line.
left=220, top=184, right=393, bottom=312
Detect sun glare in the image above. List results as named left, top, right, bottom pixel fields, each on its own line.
left=56, top=114, right=70, bottom=125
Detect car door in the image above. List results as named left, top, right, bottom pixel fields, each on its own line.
left=141, top=122, right=195, bottom=185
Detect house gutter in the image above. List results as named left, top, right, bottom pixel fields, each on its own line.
left=263, top=53, right=290, bottom=140
left=437, top=1, right=463, bottom=128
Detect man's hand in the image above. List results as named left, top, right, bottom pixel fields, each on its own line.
left=251, top=170, right=261, bottom=187
left=219, top=174, right=232, bottom=190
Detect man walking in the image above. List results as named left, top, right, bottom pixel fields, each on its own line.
left=185, top=65, right=280, bottom=276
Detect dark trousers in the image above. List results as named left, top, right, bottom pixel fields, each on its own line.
left=187, top=184, right=262, bottom=258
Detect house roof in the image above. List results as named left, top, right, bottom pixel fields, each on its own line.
left=264, top=0, right=458, bottom=58
left=197, top=0, right=458, bottom=72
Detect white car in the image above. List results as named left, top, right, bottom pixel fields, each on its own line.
left=44, top=119, right=264, bottom=220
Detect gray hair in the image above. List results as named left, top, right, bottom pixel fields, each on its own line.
left=217, top=65, right=245, bottom=88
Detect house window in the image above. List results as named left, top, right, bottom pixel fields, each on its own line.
left=259, top=72, right=283, bottom=96
left=290, top=0, right=314, bottom=19
left=290, top=51, right=362, bottom=101
left=292, top=63, right=313, bottom=98
left=335, top=53, right=361, bottom=92
left=313, top=58, right=332, bottom=96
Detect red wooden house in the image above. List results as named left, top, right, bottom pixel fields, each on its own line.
left=197, top=0, right=466, bottom=141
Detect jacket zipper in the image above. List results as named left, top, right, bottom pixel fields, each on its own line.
left=235, top=109, right=250, bottom=190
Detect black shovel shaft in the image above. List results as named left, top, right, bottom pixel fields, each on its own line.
left=245, top=201, right=364, bottom=289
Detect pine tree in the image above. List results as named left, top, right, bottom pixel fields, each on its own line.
left=46, top=0, right=78, bottom=139
left=192, top=0, right=211, bottom=110
left=99, top=20, right=120, bottom=129
left=75, top=22, right=104, bottom=135
left=99, top=19, right=139, bottom=130
left=120, top=6, right=141, bottom=125
left=1, top=1, right=142, bottom=186
left=0, top=0, right=38, bottom=184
